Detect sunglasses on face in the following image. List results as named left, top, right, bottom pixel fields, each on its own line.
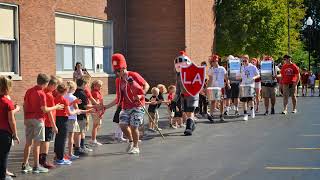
left=114, top=69, right=121, bottom=74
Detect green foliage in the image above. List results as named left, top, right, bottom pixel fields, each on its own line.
left=216, top=0, right=306, bottom=60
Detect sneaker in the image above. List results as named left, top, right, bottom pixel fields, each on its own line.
left=91, top=140, right=103, bottom=146
left=83, top=145, right=93, bottom=152
left=5, top=175, right=13, bottom=180
left=118, top=137, right=128, bottom=143
left=172, top=125, right=177, bottom=129
left=251, top=110, right=255, bottom=118
left=69, top=154, right=80, bottom=161
left=180, top=124, right=186, bottom=128
left=74, top=148, right=88, bottom=156
left=21, top=163, right=32, bottom=173
left=41, top=162, right=56, bottom=169
left=219, top=115, right=225, bottom=123
left=157, top=128, right=162, bottom=131
left=32, top=166, right=49, bottom=173
left=292, top=109, right=297, bottom=114
left=264, top=111, right=269, bottom=116
left=271, top=108, right=275, bottom=114
left=55, top=159, right=72, bottom=165
left=207, top=114, right=214, bottom=122
left=126, top=142, right=134, bottom=152
left=128, top=147, right=140, bottom=154
left=224, top=110, right=229, bottom=116
left=243, top=114, right=249, bottom=121
left=282, top=110, right=288, bottom=115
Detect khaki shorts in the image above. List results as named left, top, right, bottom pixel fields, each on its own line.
left=148, top=112, right=159, bottom=124
left=67, top=119, right=80, bottom=133
left=77, top=120, right=87, bottom=133
left=262, top=86, right=276, bottom=98
left=92, top=114, right=102, bottom=126
left=25, top=119, right=45, bottom=142
left=283, top=84, right=297, bottom=97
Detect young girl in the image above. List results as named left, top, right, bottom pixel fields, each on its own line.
left=54, top=84, right=79, bottom=165
left=64, top=81, right=88, bottom=160
left=0, top=76, right=20, bottom=180
left=90, top=80, right=105, bottom=146
left=167, top=85, right=176, bottom=128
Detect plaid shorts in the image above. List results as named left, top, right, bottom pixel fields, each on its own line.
left=119, top=107, right=145, bottom=128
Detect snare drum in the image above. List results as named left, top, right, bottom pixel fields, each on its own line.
left=239, top=85, right=255, bottom=98
left=207, top=87, right=222, bottom=100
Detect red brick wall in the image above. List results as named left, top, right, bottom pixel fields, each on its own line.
left=0, top=0, right=113, bottom=104
left=185, top=0, right=215, bottom=66
left=126, top=0, right=186, bottom=89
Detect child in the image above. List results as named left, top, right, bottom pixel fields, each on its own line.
left=54, top=84, right=79, bottom=165
left=64, top=81, right=86, bottom=159
left=167, top=85, right=176, bottom=127
left=0, top=76, right=20, bottom=180
left=90, top=80, right=104, bottom=146
left=22, top=74, right=64, bottom=174
left=170, top=93, right=183, bottom=129
left=308, top=72, right=316, bottom=96
left=113, top=106, right=127, bottom=142
left=74, top=78, right=95, bottom=155
left=39, top=76, right=59, bottom=169
left=146, top=87, right=162, bottom=132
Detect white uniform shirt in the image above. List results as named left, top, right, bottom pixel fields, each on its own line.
left=208, top=66, right=227, bottom=88
left=309, top=74, right=316, bottom=85
left=64, top=93, right=77, bottom=120
left=241, top=63, right=259, bottom=86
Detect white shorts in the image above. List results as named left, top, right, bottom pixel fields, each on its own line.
left=255, top=82, right=261, bottom=89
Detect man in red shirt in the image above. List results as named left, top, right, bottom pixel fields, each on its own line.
left=300, top=68, right=309, bottom=96
left=22, top=74, right=64, bottom=174
left=280, top=55, right=300, bottom=114
left=104, top=53, right=150, bottom=154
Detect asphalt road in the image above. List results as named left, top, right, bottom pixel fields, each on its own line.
left=8, top=95, right=320, bottom=180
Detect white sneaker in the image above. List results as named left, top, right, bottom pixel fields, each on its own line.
left=157, top=128, right=162, bottom=131
left=126, top=142, right=133, bottom=152
left=251, top=110, right=255, bottom=119
left=91, top=140, right=103, bottom=146
left=129, top=147, right=140, bottom=154
left=243, top=114, right=248, bottom=121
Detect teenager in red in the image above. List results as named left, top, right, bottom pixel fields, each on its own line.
left=280, top=55, right=300, bottom=114
left=0, top=76, right=20, bottom=180
left=104, top=53, right=150, bottom=154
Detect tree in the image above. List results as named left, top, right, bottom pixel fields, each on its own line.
left=302, top=0, right=320, bottom=71
left=215, top=0, right=305, bottom=60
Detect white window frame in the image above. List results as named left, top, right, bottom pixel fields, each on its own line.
left=0, top=3, right=20, bottom=79
left=55, top=12, right=114, bottom=77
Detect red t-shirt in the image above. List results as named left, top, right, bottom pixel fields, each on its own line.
left=0, top=95, right=15, bottom=134
left=91, top=89, right=103, bottom=104
left=84, top=87, right=93, bottom=100
left=24, top=85, right=47, bottom=121
left=301, top=72, right=309, bottom=84
left=54, top=95, right=70, bottom=117
left=44, top=89, right=56, bottom=127
left=280, top=63, right=300, bottom=84
left=115, top=71, right=146, bottom=110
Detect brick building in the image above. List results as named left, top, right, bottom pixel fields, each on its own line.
left=0, top=0, right=215, bottom=104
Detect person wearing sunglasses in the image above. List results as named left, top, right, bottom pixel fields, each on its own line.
left=103, top=53, right=150, bottom=155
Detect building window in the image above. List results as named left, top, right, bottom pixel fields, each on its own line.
left=55, top=14, right=113, bottom=73
left=0, top=4, right=19, bottom=75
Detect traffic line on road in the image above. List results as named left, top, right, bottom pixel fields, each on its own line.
left=288, top=148, right=320, bottom=150
left=312, top=124, right=320, bottom=126
left=300, top=134, right=320, bottom=137
left=265, top=166, right=320, bottom=170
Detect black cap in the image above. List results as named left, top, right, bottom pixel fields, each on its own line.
left=283, top=55, right=291, bottom=59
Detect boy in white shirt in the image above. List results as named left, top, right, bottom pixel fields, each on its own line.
left=240, top=55, right=260, bottom=121
left=207, top=55, right=230, bottom=122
